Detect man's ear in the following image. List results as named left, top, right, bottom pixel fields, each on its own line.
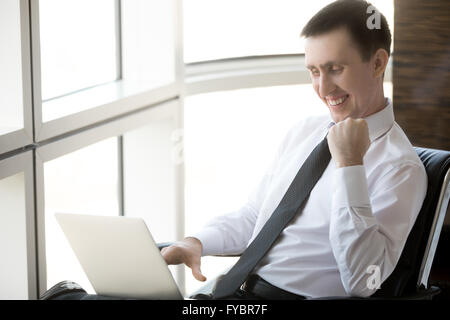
left=372, top=48, right=389, bottom=78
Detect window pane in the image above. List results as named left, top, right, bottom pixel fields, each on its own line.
left=39, top=0, right=117, bottom=101
left=121, top=0, right=176, bottom=86
left=183, top=81, right=392, bottom=294
left=0, top=172, right=28, bottom=299
left=44, top=137, right=119, bottom=293
left=0, top=0, right=23, bottom=135
left=123, top=119, right=182, bottom=288
left=123, top=122, right=178, bottom=243
left=184, top=0, right=394, bottom=62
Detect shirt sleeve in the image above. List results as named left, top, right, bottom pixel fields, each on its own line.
left=329, top=162, right=427, bottom=297
left=192, top=203, right=259, bottom=256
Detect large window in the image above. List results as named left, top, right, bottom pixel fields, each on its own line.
left=0, top=0, right=181, bottom=299
left=35, top=0, right=177, bottom=137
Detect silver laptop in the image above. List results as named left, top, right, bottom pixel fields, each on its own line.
left=55, top=213, right=184, bottom=300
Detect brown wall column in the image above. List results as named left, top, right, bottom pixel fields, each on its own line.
left=393, top=0, right=450, bottom=150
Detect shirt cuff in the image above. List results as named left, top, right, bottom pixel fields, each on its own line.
left=332, top=165, right=371, bottom=209
left=191, top=227, right=224, bottom=256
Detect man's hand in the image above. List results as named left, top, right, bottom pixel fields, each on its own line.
left=161, top=237, right=207, bottom=282
left=327, top=118, right=370, bottom=168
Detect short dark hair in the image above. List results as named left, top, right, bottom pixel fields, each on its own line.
left=301, top=0, right=391, bottom=61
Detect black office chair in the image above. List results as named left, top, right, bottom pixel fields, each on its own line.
left=159, top=147, right=450, bottom=300
left=368, top=147, right=450, bottom=299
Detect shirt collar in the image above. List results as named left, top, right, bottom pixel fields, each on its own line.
left=364, top=97, right=394, bottom=142
left=326, top=97, right=394, bottom=142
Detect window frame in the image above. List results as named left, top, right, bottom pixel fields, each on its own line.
left=30, top=0, right=181, bottom=142
left=34, top=98, right=184, bottom=297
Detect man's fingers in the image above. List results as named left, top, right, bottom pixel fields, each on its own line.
left=160, top=241, right=205, bottom=282
left=191, top=264, right=207, bottom=282
left=327, top=117, right=370, bottom=168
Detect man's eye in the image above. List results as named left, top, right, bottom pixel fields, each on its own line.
left=310, top=69, right=320, bottom=76
left=330, top=66, right=343, bottom=73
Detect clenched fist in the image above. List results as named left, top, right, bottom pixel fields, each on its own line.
left=327, top=118, right=370, bottom=168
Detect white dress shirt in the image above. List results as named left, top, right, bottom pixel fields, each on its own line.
left=192, top=98, right=427, bottom=298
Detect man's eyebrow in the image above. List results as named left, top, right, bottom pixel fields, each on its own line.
left=306, top=61, right=347, bottom=69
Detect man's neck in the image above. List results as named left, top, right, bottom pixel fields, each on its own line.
left=364, top=91, right=387, bottom=118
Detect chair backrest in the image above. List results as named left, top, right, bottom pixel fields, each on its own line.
left=373, top=147, right=450, bottom=297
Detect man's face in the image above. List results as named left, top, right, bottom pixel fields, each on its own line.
left=304, top=27, right=380, bottom=123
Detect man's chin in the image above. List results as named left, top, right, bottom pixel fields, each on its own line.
left=329, top=111, right=348, bottom=123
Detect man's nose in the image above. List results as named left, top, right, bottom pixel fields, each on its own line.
left=318, top=74, right=336, bottom=98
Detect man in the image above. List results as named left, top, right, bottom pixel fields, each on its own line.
left=162, top=0, right=426, bottom=300
left=43, top=0, right=427, bottom=300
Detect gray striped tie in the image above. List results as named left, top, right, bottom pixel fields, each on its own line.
left=212, top=136, right=331, bottom=299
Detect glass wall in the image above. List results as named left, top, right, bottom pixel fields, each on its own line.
left=37, top=0, right=177, bottom=130
left=44, top=138, right=119, bottom=293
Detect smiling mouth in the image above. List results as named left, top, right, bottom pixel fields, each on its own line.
left=326, top=94, right=349, bottom=107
